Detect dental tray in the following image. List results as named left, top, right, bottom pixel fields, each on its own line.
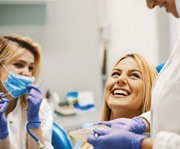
left=69, top=124, right=110, bottom=142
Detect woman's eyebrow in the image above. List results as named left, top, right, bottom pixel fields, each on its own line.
left=14, top=60, right=26, bottom=63
left=14, top=60, right=34, bottom=65
left=113, top=68, right=142, bottom=74
left=130, top=69, right=142, bottom=74
left=113, top=68, right=120, bottom=71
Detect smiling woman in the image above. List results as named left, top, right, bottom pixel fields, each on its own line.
left=101, top=53, right=157, bottom=121
left=76, top=53, right=157, bottom=149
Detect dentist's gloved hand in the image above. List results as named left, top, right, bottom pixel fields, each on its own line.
left=0, top=93, right=9, bottom=140
left=96, top=117, right=146, bottom=134
left=26, top=84, right=43, bottom=128
left=87, top=128, right=147, bottom=149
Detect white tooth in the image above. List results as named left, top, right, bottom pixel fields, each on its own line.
left=114, top=90, right=128, bottom=95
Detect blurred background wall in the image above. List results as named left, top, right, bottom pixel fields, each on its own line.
left=0, top=0, right=103, bottom=109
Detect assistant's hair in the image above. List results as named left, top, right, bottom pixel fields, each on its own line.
left=0, top=34, right=42, bottom=109
left=0, top=34, right=41, bottom=78
left=101, top=53, right=157, bottom=121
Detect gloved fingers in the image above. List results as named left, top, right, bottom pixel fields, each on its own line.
left=132, top=117, right=146, bottom=134
left=94, top=121, right=111, bottom=127
left=0, top=98, right=9, bottom=103
left=27, top=87, right=43, bottom=104
left=93, top=128, right=111, bottom=136
left=0, top=92, right=4, bottom=98
left=26, top=95, right=43, bottom=106
left=110, top=117, right=146, bottom=134
left=111, top=118, right=129, bottom=125
left=27, top=88, right=43, bottom=99
left=0, top=101, right=8, bottom=113
left=26, top=95, right=36, bottom=104
left=87, top=133, right=98, bottom=147
left=87, top=130, right=109, bottom=148
left=27, top=84, right=41, bottom=94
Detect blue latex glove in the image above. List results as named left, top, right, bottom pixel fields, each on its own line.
left=87, top=128, right=147, bottom=149
left=96, top=117, right=146, bottom=134
left=0, top=93, right=9, bottom=139
left=26, top=84, right=43, bottom=128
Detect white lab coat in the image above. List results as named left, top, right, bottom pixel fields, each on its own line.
left=7, top=98, right=53, bottom=149
left=140, top=111, right=151, bottom=124
left=150, top=37, right=180, bottom=149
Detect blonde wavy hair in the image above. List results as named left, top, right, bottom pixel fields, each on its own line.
left=0, top=34, right=42, bottom=110
left=101, top=53, right=157, bottom=121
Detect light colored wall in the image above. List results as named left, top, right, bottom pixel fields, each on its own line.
left=0, top=0, right=103, bottom=108
left=98, top=0, right=170, bottom=74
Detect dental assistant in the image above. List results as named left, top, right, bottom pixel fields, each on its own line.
left=87, top=0, right=180, bottom=149
left=0, top=34, right=53, bottom=149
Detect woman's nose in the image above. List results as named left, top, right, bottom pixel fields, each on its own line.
left=117, top=75, right=127, bottom=86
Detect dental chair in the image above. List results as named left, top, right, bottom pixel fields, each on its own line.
left=52, top=122, right=72, bottom=149
left=156, top=63, right=165, bottom=73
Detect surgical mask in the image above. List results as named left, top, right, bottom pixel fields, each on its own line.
left=175, top=0, right=180, bottom=16
left=0, top=63, right=35, bottom=98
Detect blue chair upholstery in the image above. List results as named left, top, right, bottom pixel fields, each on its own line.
left=156, top=63, right=165, bottom=73
left=52, top=122, right=72, bottom=149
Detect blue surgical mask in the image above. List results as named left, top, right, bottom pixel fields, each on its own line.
left=1, top=63, right=35, bottom=98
